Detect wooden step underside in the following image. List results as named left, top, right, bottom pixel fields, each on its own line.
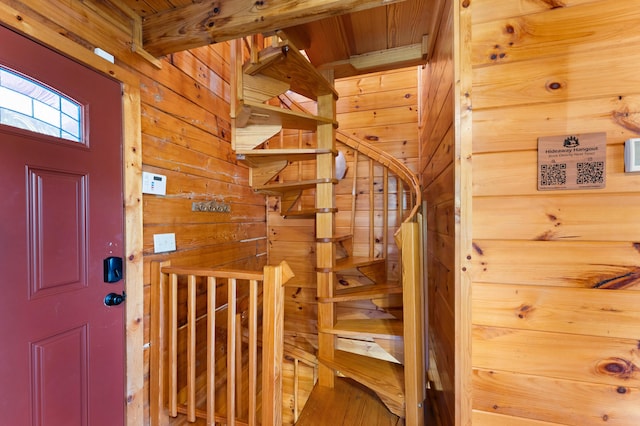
left=318, top=350, right=405, bottom=418
left=235, top=101, right=336, bottom=131
left=244, top=41, right=339, bottom=101
left=316, top=256, right=385, bottom=273
left=320, top=282, right=403, bottom=303
left=236, top=148, right=334, bottom=166
left=321, top=318, right=403, bottom=341
left=254, top=178, right=337, bottom=195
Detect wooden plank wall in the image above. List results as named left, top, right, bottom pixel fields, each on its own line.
left=336, top=67, right=420, bottom=273
left=0, top=2, right=267, bottom=425
left=469, top=0, right=640, bottom=424
left=419, top=0, right=456, bottom=424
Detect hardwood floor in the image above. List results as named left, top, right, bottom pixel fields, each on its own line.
left=295, top=378, right=404, bottom=426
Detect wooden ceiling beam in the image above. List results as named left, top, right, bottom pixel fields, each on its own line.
left=349, top=36, right=428, bottom=70
left=318, top=35, right=428, bottom=78
left=142, top=0, right=409, bottom=57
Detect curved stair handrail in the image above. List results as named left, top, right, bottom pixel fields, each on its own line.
left=278, top=93, right=422, bottom=224
left=335, top=130, right=422, bottom=224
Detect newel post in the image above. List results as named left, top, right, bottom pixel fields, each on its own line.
left=261, top=261, right=294, bottom=425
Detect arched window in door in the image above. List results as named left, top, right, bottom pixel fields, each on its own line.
left=0, top=66, right=82, bottom=142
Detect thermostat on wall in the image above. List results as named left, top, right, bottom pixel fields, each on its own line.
left=142, top=171, right=167, bottom=195
left=625, top=138, right=640, bottom=173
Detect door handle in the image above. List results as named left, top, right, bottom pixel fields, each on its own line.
left=104, top=291, right=126, bottom=306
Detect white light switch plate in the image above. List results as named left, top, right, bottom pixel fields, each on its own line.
left=142, top=171, right=167, bottom=195
left=153, top=233, right=176, bottom=253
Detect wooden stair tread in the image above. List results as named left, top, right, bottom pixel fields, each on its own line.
left=321, top=319, right=404, bottom=340
left=318, top=350, right=405, bottom=411
left=236, top=148, right=333, bottom=167
left=282, top=207, right=337, bottom=219
left=295, top=378, right=403, bottom=426
left=317, top=256, right=385, bottom=273
left=244, top=41, right=339, bottom=101
left=254, top=178, right=337, bottom=195
left=316, top=233, right=352, bottom=243
left=235, top=101, right=336, bottom=131
left=320, top=282, right=402, bottom=302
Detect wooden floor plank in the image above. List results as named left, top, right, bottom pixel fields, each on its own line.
left=296, top=378, right=402, bottom=426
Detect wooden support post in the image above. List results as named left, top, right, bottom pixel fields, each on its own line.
left=206, top=277, right=217, bottom=426
left=402, top=222, right=425, bottom=426
left=262, top=262, right=291, bottom=425
left=316, top=69, right=337, bottom=387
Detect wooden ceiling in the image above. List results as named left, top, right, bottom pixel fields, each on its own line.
left=115, top=0, right=440, bottom=78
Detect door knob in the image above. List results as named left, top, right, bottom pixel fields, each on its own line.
left=104, top=291, right=126, bottom=306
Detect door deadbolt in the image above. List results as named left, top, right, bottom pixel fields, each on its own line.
left=104, top=291, right=126, bottom=306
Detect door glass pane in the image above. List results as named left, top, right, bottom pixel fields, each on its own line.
left=0, top=67, right=83, bottom=142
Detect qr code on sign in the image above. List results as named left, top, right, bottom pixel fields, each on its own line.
left=540, top=163, right=567, bottom=186
left=577, top=161, right=604, bottom=184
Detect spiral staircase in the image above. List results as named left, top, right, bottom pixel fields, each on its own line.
left=231, top=35, right=426, bottom=425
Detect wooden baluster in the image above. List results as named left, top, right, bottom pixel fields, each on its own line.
left=350, top=150, right=358, bottom=238
left=235, top=312, right=243, bottom=418
left=369, top=159, right=375, bottom=258
left=206, top=276, right=217, bottom=426
left=396, top=177, right=402, bottom=228
left=400, top=181, right=405, bottom=223
left=168, top=273, right=178, bottom=417
left=294, top=358, right=300, bottom=422
left=248, top=279, right=259, bottom=426
left=187, top=275, right=197, bottom=422
left=227, top=278, right=237, bottom=425
left=383, top=167, right=389, bottom=260
left=150, top=261, right=170, bottom=426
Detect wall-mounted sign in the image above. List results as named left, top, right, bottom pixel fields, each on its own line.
left=537, top=132, right=606, bottom=190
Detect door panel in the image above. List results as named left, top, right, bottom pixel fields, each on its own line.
left=0, top=25, right=125, bottom=426
left=28, top=167, right=87, bottom=297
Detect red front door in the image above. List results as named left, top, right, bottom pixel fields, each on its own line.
left=0, top=26, right=125, bottom=425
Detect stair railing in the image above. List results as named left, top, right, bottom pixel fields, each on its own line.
left=150, top=260, right=294, bottom=426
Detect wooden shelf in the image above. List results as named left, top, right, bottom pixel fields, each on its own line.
left=235, top=101, right=336, bottom=131
left=244, top=41, right=339, bottom=101
left=318, top=350, right=405, bottom=416
left=254, top=178, right=337, bottom=195
left=321, top=319, right=404, bottom=341
left=236, top=148, right=333, bottom=167
left=319, top=282, right=402, bottom=303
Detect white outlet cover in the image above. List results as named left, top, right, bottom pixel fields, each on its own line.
left=153, top=233, right=176, bottom=253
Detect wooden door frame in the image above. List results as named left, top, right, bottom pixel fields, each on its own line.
left=0, top=5, right=144, bottom=425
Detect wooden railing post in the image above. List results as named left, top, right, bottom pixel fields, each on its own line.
left=401, top=221, right=426, bottom=426
left=262, top=261, right=294, bottom=425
